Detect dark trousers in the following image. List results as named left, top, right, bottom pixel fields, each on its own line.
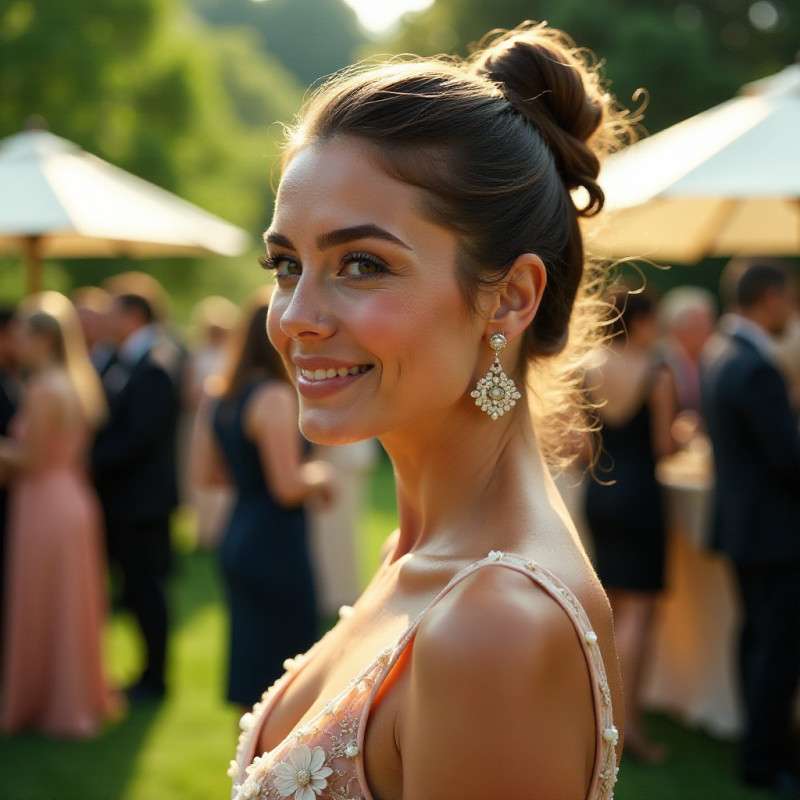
left=735, top=562, right=800, bottom=780
left=0, top=491, right=6, bottom=658
left=107, top=517, right=172, bottom=692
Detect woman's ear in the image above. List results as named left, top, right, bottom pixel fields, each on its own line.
left=487, top=253, right=547, bottom=341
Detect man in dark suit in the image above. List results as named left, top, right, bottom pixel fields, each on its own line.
left=92, top=292, right=183, bottom=701
left=701, top=257, right=800, bottom=797
left=0, top=306, right=20, bottom=654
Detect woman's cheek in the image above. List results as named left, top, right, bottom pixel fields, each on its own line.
left=266, top=298, right=293, bottom=376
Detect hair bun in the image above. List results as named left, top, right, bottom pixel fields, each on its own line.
left=472, top=22, right=614, bottom=216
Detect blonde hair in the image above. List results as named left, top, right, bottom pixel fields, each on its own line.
left=21, top=291, right=108, bottom=429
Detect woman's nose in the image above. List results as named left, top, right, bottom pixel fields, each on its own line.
left=277, top=275, right=336, bottom=341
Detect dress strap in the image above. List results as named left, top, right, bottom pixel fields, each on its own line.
left=357, top=551, right=619, bottom=800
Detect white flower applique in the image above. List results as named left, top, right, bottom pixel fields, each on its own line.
left=273, top=744, right=333, bottom=800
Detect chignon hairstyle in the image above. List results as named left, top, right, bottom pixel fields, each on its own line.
left=20, top=291, right=108, bottom=429
left=281, top=22, right=637, bottom=465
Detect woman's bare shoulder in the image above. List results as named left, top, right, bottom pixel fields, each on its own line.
left=27, top=370, right=74, bottom=409
left=248, top=379, right=295, bottom=409
left=398, top=563, right=597, bottom=799
left=245, top=380, right=296, bottom=432
left=414, top=562, right=593, bottom=678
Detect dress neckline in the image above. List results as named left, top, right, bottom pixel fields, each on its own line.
left=233, top=551, right=619, bottom=800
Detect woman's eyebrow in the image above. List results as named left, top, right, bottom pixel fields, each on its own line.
left=316, top=224, right=411, bottom=251
left=263, top=230, right=293, bottom=248
left=263, top=225, right=411, bottom=251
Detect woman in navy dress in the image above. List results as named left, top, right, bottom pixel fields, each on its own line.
left=584, top=287, right=679, bottom=763
left=193, top=290, right=334, bottom=708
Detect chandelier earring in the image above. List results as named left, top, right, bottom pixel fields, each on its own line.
left=470, top=332, right=521, bottom=420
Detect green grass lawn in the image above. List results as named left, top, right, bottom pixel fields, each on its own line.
left=0, top=455, right=784, bottom=799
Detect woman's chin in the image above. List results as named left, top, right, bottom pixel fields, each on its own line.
left=299, top=412, right=374, bottom=447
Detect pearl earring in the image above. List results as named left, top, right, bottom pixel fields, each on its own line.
left=470, top=332, right=521, bottom=420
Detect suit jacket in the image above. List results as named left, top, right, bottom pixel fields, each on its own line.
left=0, top=368, right=17, bottom=437
left=0, top=366, right=18, bottom=533
left=700, top=330, right=800, bottom=566
left=92, top=338, right=182, bottom=524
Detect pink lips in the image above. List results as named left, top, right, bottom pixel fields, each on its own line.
left=293, top=358, right=373, bottom=399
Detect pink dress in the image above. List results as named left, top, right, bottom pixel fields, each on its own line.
left=230, top=552, right=619, bottom=800
left=0, top=419, right=119, bottom=738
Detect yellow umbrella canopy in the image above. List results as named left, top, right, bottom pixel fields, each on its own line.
left=582, top=63, right=800, bottom=264
left=0, top=129, right=251, bottom=293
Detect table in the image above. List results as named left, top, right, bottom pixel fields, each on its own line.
left=645, top=446, right=742, bottom=738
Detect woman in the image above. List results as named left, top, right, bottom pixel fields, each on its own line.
left=230, top=23, right=632, bottom=800
left=193, top=290, right=334, bottom=710
left=0, top=291, right=120, bottom=738
left=184, top=295, right=240, bottom=549
left=584, top=287, right=679, bottom=764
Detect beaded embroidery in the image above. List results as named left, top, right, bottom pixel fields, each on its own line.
left=231, top=552, right=619, bottom=800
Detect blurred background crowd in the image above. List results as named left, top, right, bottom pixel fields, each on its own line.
left=1, top=0, right=799, bottom=799
left=0, top=259, right=798, bottom=798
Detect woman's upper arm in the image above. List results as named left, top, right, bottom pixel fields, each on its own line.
left=649, top=366, right=679, bottom=459
left=245, top=383, right=305, bottom=507
left=190, top=394, right=230, bottom=487
left=398, top=569, right=596, bottom=800
left=14, top=381, right=61, bottom=472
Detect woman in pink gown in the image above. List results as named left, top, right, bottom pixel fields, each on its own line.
left=0, top=291, right=121, bottom=738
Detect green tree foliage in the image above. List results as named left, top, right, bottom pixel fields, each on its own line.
left=0, top=0, right=303, bottom=308
left=385, top=0, right=799, bottom=133
left=189, top=0, right=367, bottom=87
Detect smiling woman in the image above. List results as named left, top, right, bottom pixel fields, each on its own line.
left=230, top=21, right=635, bottom=800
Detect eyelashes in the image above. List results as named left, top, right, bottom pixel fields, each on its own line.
left=258, top=251, right=390, bottom=279
left=258, top=253, right=281, bottom=271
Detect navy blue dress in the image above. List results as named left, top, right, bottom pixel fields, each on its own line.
left=213, top=378, right=317, bottom=706
left=584, top=371, right=667, bottom=593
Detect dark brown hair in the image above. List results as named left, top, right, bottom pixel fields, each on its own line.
left=220, top=289, right=288, bottom=401
left=281, top=22, right=636, bottom=464
left=720, top=256, right=791, bottom=312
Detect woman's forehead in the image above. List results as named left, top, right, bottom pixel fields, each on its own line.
left=273, top=139, right=429, bottom=237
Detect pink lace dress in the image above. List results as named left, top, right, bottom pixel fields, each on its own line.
left=230, top=552, right=619, bottom=800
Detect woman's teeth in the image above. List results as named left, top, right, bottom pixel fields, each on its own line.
left=301, top=365, right=370, bottom=381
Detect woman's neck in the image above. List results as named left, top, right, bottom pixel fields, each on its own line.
left=380, top=400, right=552, bottom=561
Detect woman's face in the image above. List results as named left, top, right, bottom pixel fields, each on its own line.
left=266, top=138, right=487, bottom=445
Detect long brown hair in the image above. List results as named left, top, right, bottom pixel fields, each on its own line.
left=219, top=288, right=287, bottom=401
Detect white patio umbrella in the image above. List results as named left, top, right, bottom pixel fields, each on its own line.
left=582, top=63, right=800, bottom=264
left=0, top=128, right=251, bottom=294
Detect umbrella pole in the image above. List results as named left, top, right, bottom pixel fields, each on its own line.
left=24, top=235, right=43, bottom=295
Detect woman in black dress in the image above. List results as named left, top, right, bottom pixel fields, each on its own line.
left=193, top=290, right=334, bottom=708
left=584, top=287, right=678, bottom=763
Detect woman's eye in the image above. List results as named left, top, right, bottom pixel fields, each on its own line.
left=340, top=252, right=387, bottom=277
left=260, top=253, right=301, bottom=278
